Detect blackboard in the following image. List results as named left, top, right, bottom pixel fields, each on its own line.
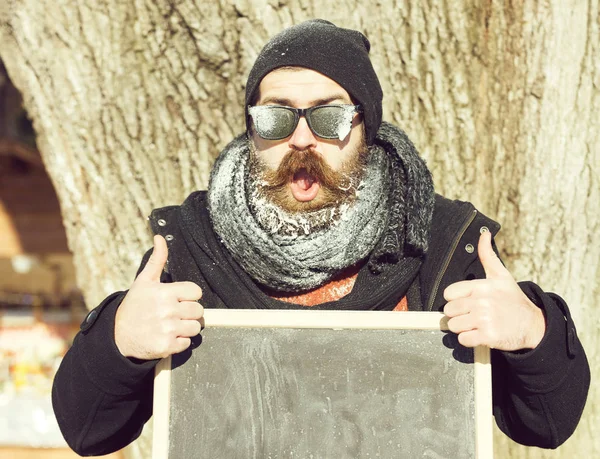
left=152, top=310, right=492, bottom=459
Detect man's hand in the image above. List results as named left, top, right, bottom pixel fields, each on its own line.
left=443, top=230, right=545, bottom=351
left=115, top=235, right=204, bottom=360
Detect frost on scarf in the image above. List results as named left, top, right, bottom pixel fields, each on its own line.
left=207, top=134, right=389, bottom=292
left=207, top=122, right=435, bottom=292
left=249, top=186, right=353, bottom=238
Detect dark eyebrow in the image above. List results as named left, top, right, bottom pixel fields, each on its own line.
left=259, top=94, right=351, bottom=107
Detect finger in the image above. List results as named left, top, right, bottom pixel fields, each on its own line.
left=167, top=281, right=203, bottom=301
left=478, top=230, right=511, bottom=279
left=444, top=277, right=497, bottom=301
left=177, top=301, right=204, bottom=320
left=456, top=330, right=484, bottom=348
left=176, top=319, right=202, bottom=338
left=444, top=280, right=476, bottom=301
left=447, top=314, right=476, bottom=335
left=138, top=235, right=168, bottom=282
left=444, top=298, right=472, bottom=318
left=171, top=337, right=192, bottom=355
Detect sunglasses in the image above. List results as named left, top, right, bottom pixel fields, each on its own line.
left=248, top=104, right=363, bottom=141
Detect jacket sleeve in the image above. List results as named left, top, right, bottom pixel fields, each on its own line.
left=52, top=250, right=163, bottom=456
left=490, top=281, right=590, bottom=448
left=457, top=231, right=591, bottom=449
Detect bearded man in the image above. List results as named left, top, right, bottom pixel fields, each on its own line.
left=52, top=20, right=589, bottom=456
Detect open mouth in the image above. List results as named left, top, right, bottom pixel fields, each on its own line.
left=290, top=168, right=320, bottom=202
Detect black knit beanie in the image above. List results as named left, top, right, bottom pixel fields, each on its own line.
left=245, top=19, right=383, bottom=145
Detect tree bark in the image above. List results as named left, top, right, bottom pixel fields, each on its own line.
left=0, top=1, right=597, bottom=458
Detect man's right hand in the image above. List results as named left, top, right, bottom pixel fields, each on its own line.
left=114, top=235, right=204, bottom=360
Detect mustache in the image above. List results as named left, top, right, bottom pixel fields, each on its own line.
left=260, top=148, right=350, bottom=193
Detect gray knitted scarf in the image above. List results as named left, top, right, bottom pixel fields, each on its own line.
left=207, top=122, right=435, bottom=292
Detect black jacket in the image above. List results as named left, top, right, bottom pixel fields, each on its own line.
left=52, top=192, right=590, bottom=455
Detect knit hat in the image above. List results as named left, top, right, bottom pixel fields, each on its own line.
left=245, top=19, right=383, bottom=145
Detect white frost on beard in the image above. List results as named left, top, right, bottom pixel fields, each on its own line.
left=249, top=188, right=353, bottom=239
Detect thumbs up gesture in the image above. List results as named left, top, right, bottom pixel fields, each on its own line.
left=443, top=230, right=546, bottom=351
left=114, top=235, right=204, bottom=360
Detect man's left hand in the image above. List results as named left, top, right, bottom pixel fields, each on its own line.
left=443, top=230, right=546, bottom=351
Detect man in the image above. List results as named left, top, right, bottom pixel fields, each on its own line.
left=52, top=19, right=589, bottom=456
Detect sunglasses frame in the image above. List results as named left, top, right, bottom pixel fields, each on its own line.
left=248, top=104, right=363, bottom=140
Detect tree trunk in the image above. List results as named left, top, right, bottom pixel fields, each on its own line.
left=0, top=1, right=597, bottom=458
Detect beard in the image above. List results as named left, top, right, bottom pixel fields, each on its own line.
left=247, top=137, right=370, bottom=237
left=249, top=137, right=369, bottom=211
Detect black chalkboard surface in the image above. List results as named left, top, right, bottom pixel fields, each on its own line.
left=152, top=310, right=492, bottom=459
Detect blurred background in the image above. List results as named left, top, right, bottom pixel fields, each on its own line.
left=0, top=61, right=121, bottom=459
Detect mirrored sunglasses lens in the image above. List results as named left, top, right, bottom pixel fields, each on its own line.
left=309, top=106, right=353, bottom=139
left=250, top=106, right=296, bottom=140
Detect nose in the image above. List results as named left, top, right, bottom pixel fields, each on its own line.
left=288, top=116, right=317, bottom=150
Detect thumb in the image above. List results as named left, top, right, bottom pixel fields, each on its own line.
left=477, top=230, right=510, bottom=279
left=138, top=235, right=168, bottom=282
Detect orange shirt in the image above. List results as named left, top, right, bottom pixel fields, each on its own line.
left=265, top=264, right=408, bottom=311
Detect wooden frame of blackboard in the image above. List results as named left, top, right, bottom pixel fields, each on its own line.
left=152, top=310, right=493, bottom=459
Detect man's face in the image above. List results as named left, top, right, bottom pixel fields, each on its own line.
left=249, top=68, right=367, bottom=213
